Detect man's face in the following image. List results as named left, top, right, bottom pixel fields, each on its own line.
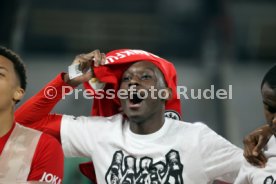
left=141, top=159, right=150, bottom=168
left=126, top=157, right=135, bottom=168
left=119, top=61, right=167, bottom=123
left=114, top=153, right=123, bottom=163
left=0, top=56, right=23, bottom=111
left=261, top=83, right=276, bottom=135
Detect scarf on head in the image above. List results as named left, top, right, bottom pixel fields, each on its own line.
left=83, top=49, right=182, bottom=119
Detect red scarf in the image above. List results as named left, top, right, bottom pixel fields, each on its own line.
left=83, top=49, right=182, bottom=119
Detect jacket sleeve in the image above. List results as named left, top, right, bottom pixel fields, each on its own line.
left=15, top=73, right=75, bottom=142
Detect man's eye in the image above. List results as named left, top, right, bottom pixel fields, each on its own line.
left=265, top=104, right=276, bottom=113
left=268, top=106, right=276, bottom=113
left=122, top=76, right=131, bottom=82
left=141, top=75, right=152, bottom=80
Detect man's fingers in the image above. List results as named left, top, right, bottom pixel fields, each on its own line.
left=252, top=157, right=265, bottom=168
left=73, top=54, right=92, bottom=70
left=243, top=144, right=253, bottom=158
left=82, top=70, right=93, bottom=81
left=251, top=155, right=266, bottom=168
left=243, top=134, right=267, bottom=167
left=258, top=153, right=267, bottom=165
left=101, top=53, right=106, bottom=65
left=244, top=154, right=264, bottom=168
left=79, top=61, right=91, bottom=71
left=72, top=50, right=105, bottom=82
left=75, top=50, right=106, bottom=68
left=252, top=135, right=265, bottom=156
left=243, top=135, right=257, bottom=155
left=243, top=137, right=261, bottom=165
left=242, top=124, right=273, bottom=167
left=91, top=50, right=102, bottom=67
left=73, top=54, right=86, bottom=65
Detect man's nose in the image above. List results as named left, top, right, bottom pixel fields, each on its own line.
left=128, top=76, right=140, bottom=87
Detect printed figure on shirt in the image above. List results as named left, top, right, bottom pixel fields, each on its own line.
left=106, top=150, right=124, bottom=184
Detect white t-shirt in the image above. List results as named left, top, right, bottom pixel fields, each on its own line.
left=234, top=136, right=276, bottom=184
left=61, top=114, right=242, bottom=184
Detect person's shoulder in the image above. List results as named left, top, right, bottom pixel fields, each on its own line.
left=34, top=132, right=64, bottom=162
left=39, top=132, right=61, bottom=145
left=16, top=124, right=60, bottom=147
left=61, top=113, right=124, bottom=131
left=168, top=118, right=209, bottom=131
left=165, top=119, right=215, bottom=146
left=30, top=133, right=64, bottom=182
left=166, top=118, right=211, bottom=138
left=16, top=123, right=42, bottom=134
left=36, top=133, right=63, bottom=153
left=62, top=113, right=123, bottom=123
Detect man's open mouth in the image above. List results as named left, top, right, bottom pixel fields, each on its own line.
left=129, top=93, right=144, bottom=104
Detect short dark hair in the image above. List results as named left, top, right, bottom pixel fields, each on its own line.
left=0, top=46, right=27, bottom=90
left=261, top=65, right=276, bottom=89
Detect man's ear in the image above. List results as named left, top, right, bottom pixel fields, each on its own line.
left=13, top=87, right=25, bottom=103
left=161, top=88, right=172, bottom=101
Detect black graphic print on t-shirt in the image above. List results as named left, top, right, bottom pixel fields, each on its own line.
left=105, top=149, right=184, bottom=184
left=263, top=175, right=276, bottom=184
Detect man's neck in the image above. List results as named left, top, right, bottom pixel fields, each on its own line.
left=0, top=108, right=14, bottom=137
left=129, top=110, right=165, bottom=135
